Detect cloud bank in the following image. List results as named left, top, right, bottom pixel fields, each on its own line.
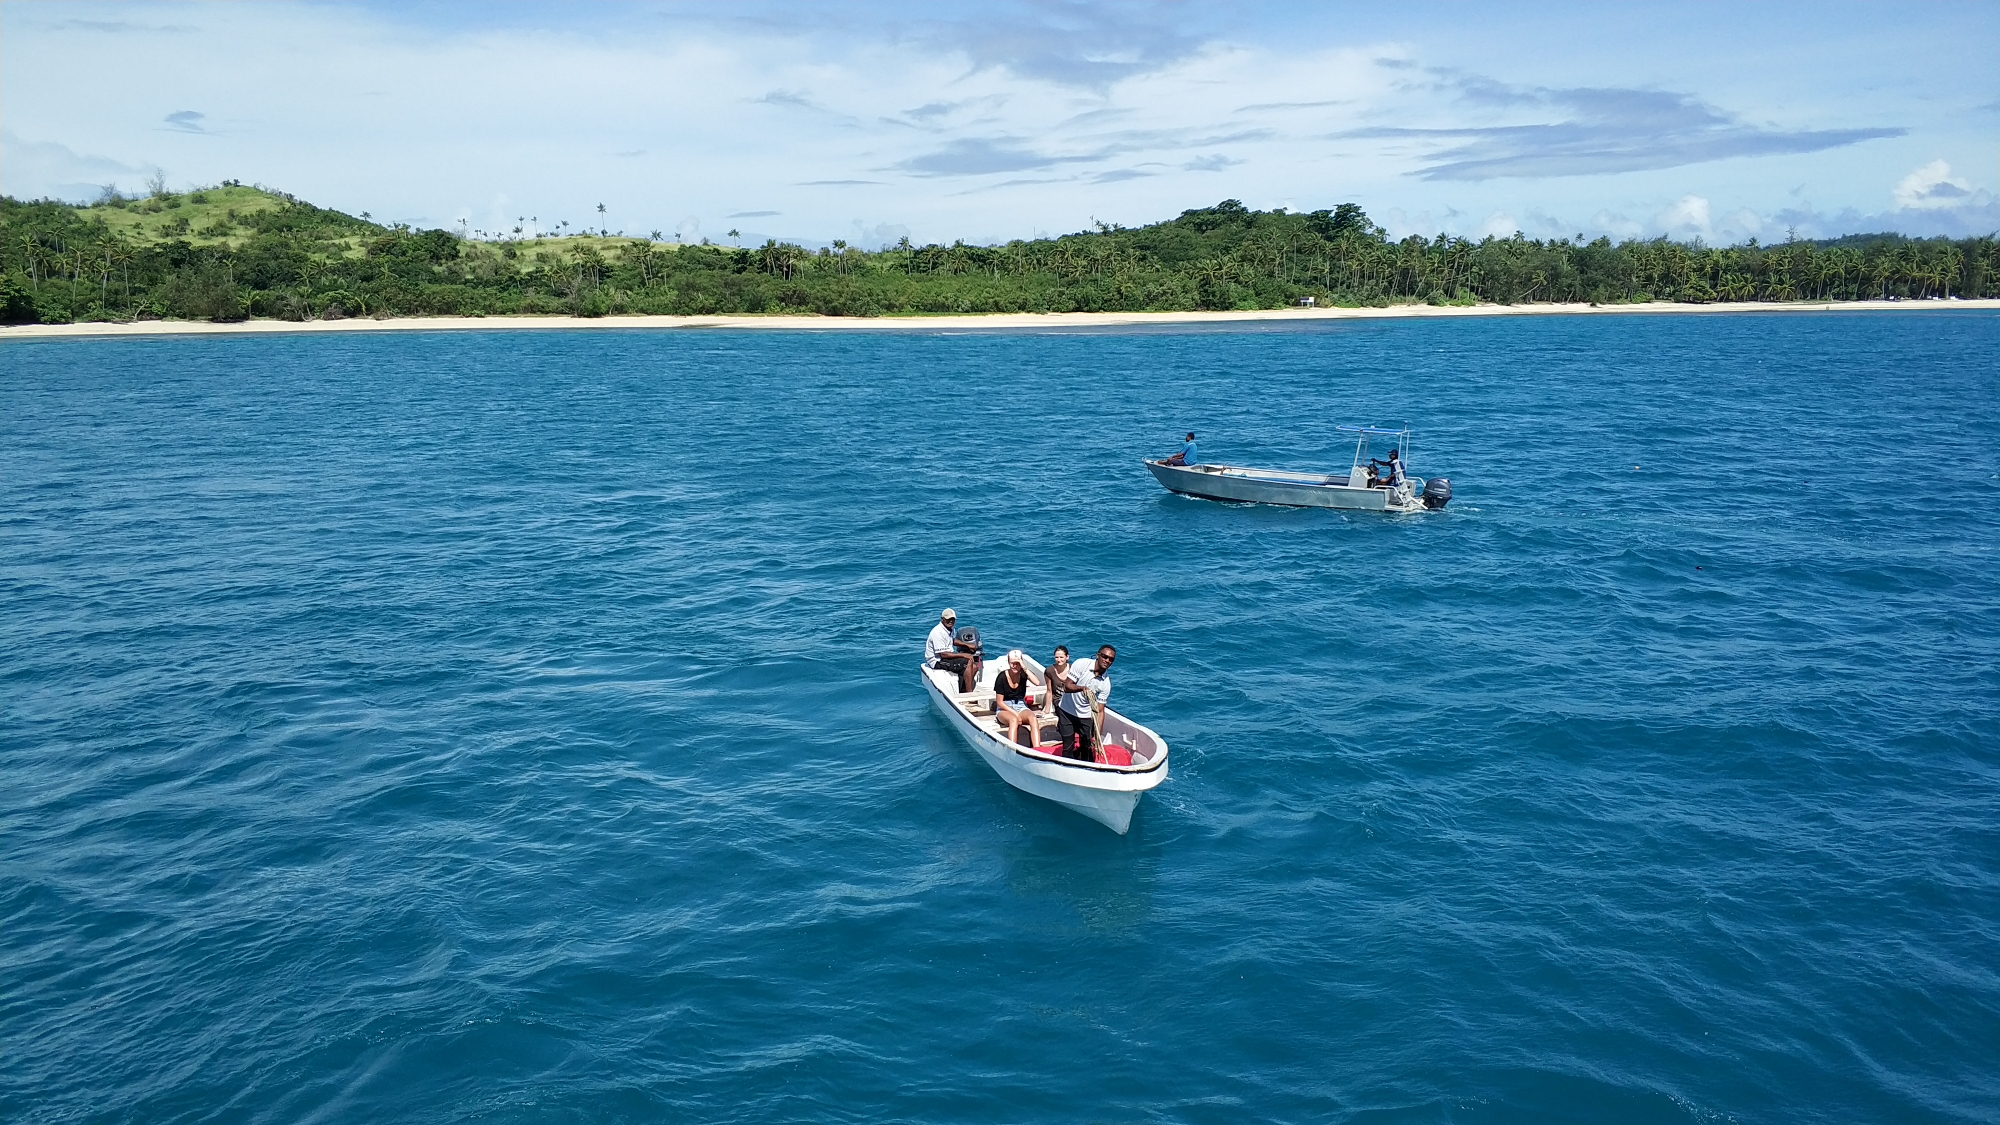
left=1344, top=79, right=1904, bottom=181
left=1, top=2, right=1990, bottom=247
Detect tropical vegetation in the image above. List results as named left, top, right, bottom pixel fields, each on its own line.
left=3, top=185, right=1995, bottom=325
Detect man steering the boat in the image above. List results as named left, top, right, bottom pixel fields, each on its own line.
left=925, top=608, right=981, bottom=693
left=1367, top=448, right=1406, bottom=489
left=1050, top=645, right=1115, bottom=762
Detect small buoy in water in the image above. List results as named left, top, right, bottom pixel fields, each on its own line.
left=1633, top=465, right=1641, bottom=470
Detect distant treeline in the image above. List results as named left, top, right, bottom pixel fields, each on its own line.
left=3, top=189, right=1996, bottom=324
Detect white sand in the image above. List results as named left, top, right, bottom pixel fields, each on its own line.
left=3, top=299, right=1994, bottom=340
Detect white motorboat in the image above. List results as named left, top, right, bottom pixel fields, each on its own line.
left=921, top=652, right=1168, bottom=834
left=1145, top=425, right=1452, bottom=512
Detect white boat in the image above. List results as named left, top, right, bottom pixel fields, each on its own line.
left=1145, top=425, right=1451, bottom=512
left=921, top=652, right=1169, bottom=834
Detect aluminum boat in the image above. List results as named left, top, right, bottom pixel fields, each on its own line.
left=1144, top=425, right=1451, bottom=512
left=921, top=652, right=1168, bottom=834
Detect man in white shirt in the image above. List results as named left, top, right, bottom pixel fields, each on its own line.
left=924, top=608, right=977, bottom=692
left=1051, top=644, right=1114, bottom=761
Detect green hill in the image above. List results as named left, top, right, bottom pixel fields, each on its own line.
left=2, top=184, right=1994, bottom=325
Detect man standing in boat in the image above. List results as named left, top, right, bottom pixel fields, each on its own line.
left=1368, top=448, right=1405, bottom=489
left=925, top=608, right=979, bottom=693
left=1051, top=645, right=1114, bottom=762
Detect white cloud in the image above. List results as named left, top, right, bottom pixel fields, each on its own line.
left=1590, top=209, right=1644, bottom=239
left=1724, top=207, right=1764, bottom=241
left=1655, top=194, right=1711, bottom=238
left=1893, top=159, right=1976, bottom=210
left=0, top=4, right=1989, bottom=244
left=0, top=129, right=153, bottom=200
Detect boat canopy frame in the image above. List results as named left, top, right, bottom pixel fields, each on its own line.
left=1335, top=424, right=1411, bottom=470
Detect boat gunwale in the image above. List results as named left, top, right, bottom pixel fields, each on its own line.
left=1143, top=458, right=1426, bottom=511
left=1008, top=742, right=1167, bottom=775
left=1145, top=458, right=1372, bottom=489
left=920, top=662, right=1169, bottom=781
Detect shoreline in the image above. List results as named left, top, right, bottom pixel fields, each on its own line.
left=3, top=298, right=1994, bottom=340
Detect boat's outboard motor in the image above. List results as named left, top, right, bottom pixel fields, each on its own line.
left=954, top=625, right=983, bottom=658
left=1422, top=477, right=1453, bottom=510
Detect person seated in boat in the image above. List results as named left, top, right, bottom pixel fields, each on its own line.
left=1037, top=645, right=1071, bottom=750
left=1367, top=449, right=1405, bottom=489
left=1051, top=644, right=1115, bottom=762
left=991, top=650, right=1036, bottom=746
left=1162, top=432, right=1199, bottom=466
left=925, top=608, right=980, bottom=693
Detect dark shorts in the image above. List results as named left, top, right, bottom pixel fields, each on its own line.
left=1055, top=709, right=1096, bottom=762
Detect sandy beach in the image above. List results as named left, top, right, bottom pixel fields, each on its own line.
left=3, top=299, right=1994, bottom=340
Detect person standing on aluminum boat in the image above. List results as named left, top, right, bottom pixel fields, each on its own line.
left=1052, top=645, right=1115, bottom=762
left=1368, top=448, right=1406, bottom=489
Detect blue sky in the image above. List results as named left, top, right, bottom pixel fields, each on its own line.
left=3, top=1, right=1994, bottom=247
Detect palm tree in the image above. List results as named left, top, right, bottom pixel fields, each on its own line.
left=576, top=245, right=605, bottom=288
left=96, top=242, right=115, bottom=304
left=728, top=228, right=740, bottom=247
left=1872, top=253, right=1898, bottom=299
left=1939, top=246, right=1964, bottom=298
left=109, top=239, right=135, bottom=302
left=66, top=244, right=88, bottom=304
left=301, top=255, right=331, bottom=297
left=622, top=239, right=656, bottom=287
left=18, top=235, right=44, bottom=291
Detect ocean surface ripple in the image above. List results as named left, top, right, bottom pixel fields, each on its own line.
left=3, top=313, right=1997, bottom=1124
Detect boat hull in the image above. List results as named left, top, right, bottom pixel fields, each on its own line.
left=1145, top=460, right=1423, bottom=511
left=921, top=668, right=1165, bottom=834
left=1145, top=459, right=1389, bottom=509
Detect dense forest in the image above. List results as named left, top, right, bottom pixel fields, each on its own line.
left=3, top=185, right=1995, bottom=324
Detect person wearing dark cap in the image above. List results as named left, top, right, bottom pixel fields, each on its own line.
left=1367, top=448, right=1405, bottom=489
left=1163, top=432, right=1199, bottom=467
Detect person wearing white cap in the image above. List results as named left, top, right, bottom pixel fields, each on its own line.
left=924, top=608, right=977, bottom=692
left=991, top=650, right=1036, bottom=747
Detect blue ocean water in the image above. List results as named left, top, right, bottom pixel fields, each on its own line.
left=3, top=312, right=1997, bottom=1125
